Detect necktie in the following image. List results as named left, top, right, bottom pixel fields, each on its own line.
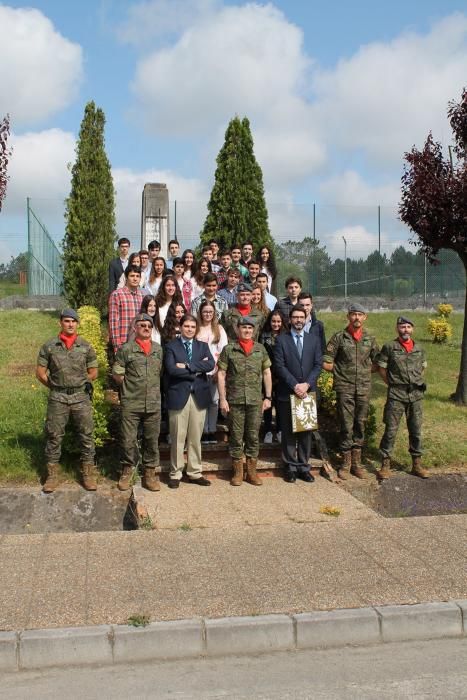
left=296, top=334, right=303, bottom=359
left=184, top=341, right=192, bottom=362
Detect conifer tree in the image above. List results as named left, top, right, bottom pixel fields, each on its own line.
left=201, top=116, right=272, bottom=250
left=63, top=101, right=116, bottom=314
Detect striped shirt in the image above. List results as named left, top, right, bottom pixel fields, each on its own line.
left=109, top=286, right=144, bottom=351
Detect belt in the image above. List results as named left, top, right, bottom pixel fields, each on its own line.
left=50, top=386, right=86, bottom=395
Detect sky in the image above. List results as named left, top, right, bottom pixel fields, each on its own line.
left=2, top=0, right=467, bottom=263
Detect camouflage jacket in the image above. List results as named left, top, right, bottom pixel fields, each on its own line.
left=377, top=339, right=427, bottom=402
left=113, top=340, right=163, bottom=412
left=217, top=342, right=271, bottom=404
left=323, top=328, right=379, bottom=393
left=37, top=335, right=98, bottom=404
left=222, top=307, right=266, bottom=342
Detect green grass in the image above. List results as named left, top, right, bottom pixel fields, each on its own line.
left=0, top=280, right=28, bottom=299
left=0, top=309, right=465, bottom=484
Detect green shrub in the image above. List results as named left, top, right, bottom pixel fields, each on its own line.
left=437, top=303, right=453, bottom=318
left=317, top=371, right=336, bottom=415
left=427, top=318, right=452, bottom=343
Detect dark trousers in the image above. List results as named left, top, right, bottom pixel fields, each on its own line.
left=277, top=399, right=311, bottom=473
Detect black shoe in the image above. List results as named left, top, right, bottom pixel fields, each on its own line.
left=201, top=433, right=210, bottom=444
left=284, top=471, right=296, bottom=483
left=209, top=433, right=217, bottom=444
left=168, top=478, right=180, bottom=489
left=189, top=476, right=211, bottom=486
left=297, top=472, right=315, bottom=483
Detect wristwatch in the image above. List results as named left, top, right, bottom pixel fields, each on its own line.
left=264, top=396, right=272, bottom=400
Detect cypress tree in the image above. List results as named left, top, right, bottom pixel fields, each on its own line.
left=63, top=101, right=116, bottom=314
left=201, top=116, right=272, bottom=250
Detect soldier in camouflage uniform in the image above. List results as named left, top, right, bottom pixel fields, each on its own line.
left=217, top=316, right=272, bottom=486
left=323, top=303, right=379, bottom=479
left=222, top=283, right=266, bottom=342
left=377, top=316, right=428, bottom=480
left=112, top=313, right=163, bottom=492
left=36, top=308, right=98, bottom=493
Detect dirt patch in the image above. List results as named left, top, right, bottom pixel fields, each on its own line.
left=343, top=473, right=467, bottom=517
left=6, top=362, right=36, bottom=377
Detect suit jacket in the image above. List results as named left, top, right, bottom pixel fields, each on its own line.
left=164, top=337, right=215, bottom=410
left=109, top=258, right=125, bottom=293
left=273, top=331, right=322, bottom=402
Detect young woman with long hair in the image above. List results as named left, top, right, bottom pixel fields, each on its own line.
left=251, top=283, right=270, bottom=317
left=154, top=275, right=183, bottom=327
left=192, top=257, right=212, bottom=299
left=180, top=249, right=198, bottom=309
left=260, top=309, right=288, bottom=444
left=257, top=245, right=277, bottom=295
left=196, top=300, right=228, bottom=443
left=161, top=302, right=186, bottom=345
left=117, top=252, right=141, bottom=289
left=147, top=256, right=167, bottom=295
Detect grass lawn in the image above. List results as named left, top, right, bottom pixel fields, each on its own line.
left=0, top=308, right=465, bottom=485
left=0, top=280, right=28, bottom=299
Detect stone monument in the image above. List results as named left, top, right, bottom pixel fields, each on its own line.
left=141, top=183, right=169, bottom=257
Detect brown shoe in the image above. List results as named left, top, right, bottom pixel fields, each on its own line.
left=338, top=451, right=352, bottom=480
left=118, top=466, right=133, bottom=491
left=142, top=467, right=160, bottom=492
left=351, top=447, right=368, bottom=479
left=231, top=458, right=244, bottom=486
left=246, top=457, right=263, bottom=486
left=411, top=456, right=429, bottom=479
left=81, top=463, right=98, bottom=491
left=377, top=457, right=391, bottom=481
left=43, top=462, right=60, bottom=493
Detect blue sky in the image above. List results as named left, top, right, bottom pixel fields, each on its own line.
left=2, top=0, right=467, bottom=262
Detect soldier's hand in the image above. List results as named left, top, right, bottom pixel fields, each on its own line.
left=220, top=399, right=230, bottom=416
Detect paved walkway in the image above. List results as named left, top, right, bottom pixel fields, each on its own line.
left=1, top=474, right=467, bottom=632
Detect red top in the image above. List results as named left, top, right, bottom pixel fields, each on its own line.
left=59, top=332, right=77, bottom=350
left=397, top=337, right=414, bottom=353
left=109, top=286, right=144, bottom=351
left=346, top=324, right=363, bottom=342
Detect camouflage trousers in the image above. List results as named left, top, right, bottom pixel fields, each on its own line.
left=228, top=402, right=262, bottom=459
left=380, top=398, right=423, bottom=458
left=45, top=396, right=95, bottom=463
left=120, top=408, right=161, bottom=470
left=336, top=391, right=370, bottom=453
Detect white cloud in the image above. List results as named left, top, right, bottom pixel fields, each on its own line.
left=312, top=13, right=467, bottom=165
left=131, top=3, right=325, bottom=185
left=0, top=6, right=83, bottom=126
left=326, top=225, right=408, bottom=261
left=319, top=170, right=400, bottom=207
left=117, top=0, right=219, bottom=45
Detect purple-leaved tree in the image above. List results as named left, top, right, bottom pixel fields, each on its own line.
left=400, top=90, right=467, bottom=405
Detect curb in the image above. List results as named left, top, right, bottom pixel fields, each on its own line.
left=1, top=601, right=465, bottom=672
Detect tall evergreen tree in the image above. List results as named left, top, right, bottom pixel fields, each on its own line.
left=201, top=116, right=272, bottom=250
left=63, top=101, right=116, bottom=314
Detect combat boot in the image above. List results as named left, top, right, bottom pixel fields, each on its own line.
left=338, top=451, right=352, bottom=480
left=350, top=447, right=368, bottom=479
left=43, top=463, right=60, bottom=493
left=411, top=456, right=429, bottom=479
left=230, top=458, right=244, bottom=486
left=246, top=457, right=263, bottom=486
left=377, top=457, right=391, bottom=481
left=118, top=466, right=133, bottom=491
left=142, top=467, right=160, bottom=492
left=81, top=463, right=98, bottom=491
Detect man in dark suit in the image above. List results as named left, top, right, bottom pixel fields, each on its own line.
left=164, top=314, right=215, bottom=488
left=108, top=237, right=131, bottom=293
left=274, top=305, right=323, bottom=482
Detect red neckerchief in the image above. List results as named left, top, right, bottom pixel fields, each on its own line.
left=236, top=304, right=252, bottom=316
left=397, top=337, right=414, bottom=353
left=346, top=324, right=363, bottom=342
left=59, top=332, right=77, bottom=350
left=238, top=339, right=254, bottom=355
left=135, top=338, right=152, bottom=355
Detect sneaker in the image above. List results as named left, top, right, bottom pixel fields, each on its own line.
left=201, top=433, right=210, bottom=444
left=276, top=431, right=282, bottom=443
left=209, top=433, right=217, bottom=444
left=264, top=431, right=273, bottom=444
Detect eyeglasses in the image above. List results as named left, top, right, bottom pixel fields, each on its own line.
left=137, top=323, right=153, bottom=329
left=202, top=310, right=215, bottom=314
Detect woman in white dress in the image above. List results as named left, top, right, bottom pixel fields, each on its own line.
left=257, top=245, right=277, bottom=296
left=154, top=275, right=184, bottom=328
left=117, top=253, right=141, bottom=288
left=181, top=249, right=197, bottom=309
left=196, top=299, right=228, bottom=443
left=147, top=256, right=167, bottom=296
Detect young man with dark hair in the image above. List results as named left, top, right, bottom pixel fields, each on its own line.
left=246, top=259, right=261, bottom=285
left=298, top=292, right=326, bottom=353
left=148, top=240, right=161, bottom=261
left=216, top=250, right=233, bottom=287
left=256, top=273, right=277, bottom=311
left=166, top=239, right=180, bottom=269
left=241, top=241, right=254, bottom=266
left=191, top=272, right=228, bottom=319
left=202, top=245, right=220, bottom=273
left=275, top=276, right=303, bottom=318
left=231, top=244, right=248, bottom=280
left=209, top=239, right=220, bottom=265
left=217, top=267, right=241, bottom=307
left=109, top=237, right=131, bottom=293
left=139, top=249, right=150, bottom=287
left=108, top=265, right=144, bottom=354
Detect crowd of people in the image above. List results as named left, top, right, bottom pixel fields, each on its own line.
left=36, top=236, right=430, bottom=494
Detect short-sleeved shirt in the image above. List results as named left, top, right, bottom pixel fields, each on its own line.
left=37, top=335, right=98, bottom=404
left=217, top=342, right=271, bottom=404
left=376, top=339, right=427, bottom=402
left=222, top=307, right=266, bottom=342
left=323, top=328, right=379, bottom=393
left=113, top=340, right=163, bottom=412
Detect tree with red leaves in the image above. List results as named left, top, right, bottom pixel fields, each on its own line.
left=0, top=114, right=12, bottom=213
left=400, top=90, right=467, bottom=405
